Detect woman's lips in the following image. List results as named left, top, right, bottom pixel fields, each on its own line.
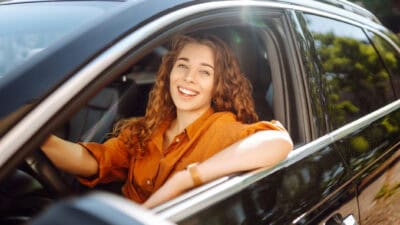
left=178, top=86, right=199, bottom=96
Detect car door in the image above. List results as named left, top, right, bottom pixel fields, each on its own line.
left=355, top=30, right=400, bottom=224
left=299, top=11, right=400, bottom=225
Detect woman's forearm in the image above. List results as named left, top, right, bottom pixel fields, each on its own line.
left=196, top=130, right=292, bottom=182
left=143, top=130, right=293, bottom=208
left=143, top=170, right=192, bottom=208
left=41, top=135, right=99, bottom=177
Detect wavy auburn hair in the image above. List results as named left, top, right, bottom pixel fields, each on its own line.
left=116, top=34, right=258, bottom=156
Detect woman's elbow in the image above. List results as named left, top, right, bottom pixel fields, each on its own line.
left=279, top=130, right=293, bottom=152
left=255, top=131, right=293, bottom=168
left=275, top=136, right=293, bottom=160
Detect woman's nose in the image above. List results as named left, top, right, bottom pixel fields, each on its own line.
left=183, top=70, right=195, bottom=82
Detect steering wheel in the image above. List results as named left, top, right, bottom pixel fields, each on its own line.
left=0, top=150, right=72, bottom=224
left=25, top=150, right=71, bottom=195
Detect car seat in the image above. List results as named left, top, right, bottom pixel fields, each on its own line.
left=66, top=76, right=138, bottom=143
left=202, top=27, right=274, bottom=121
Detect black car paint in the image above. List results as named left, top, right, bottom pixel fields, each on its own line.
left=179, top=143, right=355, bottom=225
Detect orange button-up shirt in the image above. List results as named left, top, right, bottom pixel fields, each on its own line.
left=78, top=108, right=286, bottom=203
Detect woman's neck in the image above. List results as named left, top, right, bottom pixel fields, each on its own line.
left=163, top=107, right=210, bottom=151
left=174, top=107, right=210, bottom=134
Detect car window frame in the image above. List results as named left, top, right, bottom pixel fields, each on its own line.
left=69, top=5, right=303, bottom=213
left=144, top=7, right=306, bottom=221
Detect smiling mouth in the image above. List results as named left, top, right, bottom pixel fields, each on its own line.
left=178, top=86, right=199, bottom=96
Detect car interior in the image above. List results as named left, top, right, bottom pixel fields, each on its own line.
left=0, top=25, right=281, bottom=224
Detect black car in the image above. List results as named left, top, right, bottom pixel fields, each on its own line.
left=1, top=0, right=399, bottom=224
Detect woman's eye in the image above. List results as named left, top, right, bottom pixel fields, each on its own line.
left=200, top=70, right=211, bottom=76
left=177, top=64, right=188, bottom=69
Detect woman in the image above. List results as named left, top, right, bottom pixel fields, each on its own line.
left=41, top=34, right=293, bottom=208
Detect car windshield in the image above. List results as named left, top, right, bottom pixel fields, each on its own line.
left=0, top=1, right=121, bottom=81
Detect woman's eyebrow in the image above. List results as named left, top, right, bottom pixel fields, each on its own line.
left=177, top=57, right=214, bottom=69
left=201, top=63, right=214, bottom=70
left=177, top=57, right=189, bottom=62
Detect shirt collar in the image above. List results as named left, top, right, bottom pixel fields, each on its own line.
left=150, top=108, right=215, bottom=151
left=185, top=107, right=215, bottom=140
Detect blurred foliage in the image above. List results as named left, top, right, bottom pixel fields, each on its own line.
left=350, top=136, right=369, bottom=152
left=375, top=182, right=400, bottom=200
left=315, top=32, right=400, bottom=163
left=314, top=32, right=392, bottom=127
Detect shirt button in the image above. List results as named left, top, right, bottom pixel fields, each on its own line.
left=176, top=137, right=180, bottom=142
left=145, top=179, right=152, bottom=186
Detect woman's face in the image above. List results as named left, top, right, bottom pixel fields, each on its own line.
left=170, top=42, right=215, bottom=115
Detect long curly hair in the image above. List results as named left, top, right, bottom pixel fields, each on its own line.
left=116, top=34, right=258, bottom=156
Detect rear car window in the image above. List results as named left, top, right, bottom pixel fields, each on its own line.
left=303, top=14, right=397, bottom=130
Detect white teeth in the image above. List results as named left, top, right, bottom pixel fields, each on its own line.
left=178, top=86, right=197, bottom=96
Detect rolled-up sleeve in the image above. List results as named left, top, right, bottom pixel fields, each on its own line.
left=77, top=137, right=130, bottom=187
left=238, top=120, right=287, bottom=139
left=200, top=113, right=289, bottom=159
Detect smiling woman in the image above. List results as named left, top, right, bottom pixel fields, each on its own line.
left=169, top=42, right=215, bottom=117
left=40, top=34, right=293, bottom=208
